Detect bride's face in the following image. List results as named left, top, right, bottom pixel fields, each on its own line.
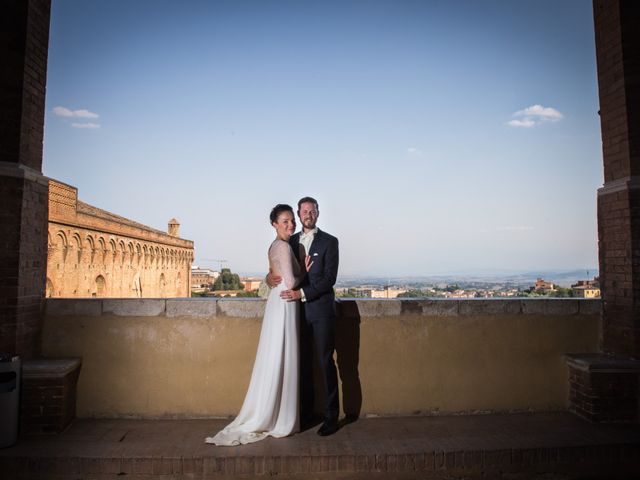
left=273, top=211, right=296, bottom=241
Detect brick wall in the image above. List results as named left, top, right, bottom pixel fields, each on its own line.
left=0, top=0, right=51, bottom=358
left=568, top=354, right=639, bottom=422
left=594, top=0, right=640, bottom=357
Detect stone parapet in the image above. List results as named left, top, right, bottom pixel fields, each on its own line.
left=45, top=297, right=601, bottom=318
left=41, top=298, right=600, bottom=419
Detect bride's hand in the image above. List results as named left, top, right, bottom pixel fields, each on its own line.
left=304, top=255, right=314, bottom=272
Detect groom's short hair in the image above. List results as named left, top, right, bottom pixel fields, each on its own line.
left=297, top=196, right=318, bottom=212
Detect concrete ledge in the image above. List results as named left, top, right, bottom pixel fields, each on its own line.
left=458, top=299, right=522, bottom=316
left=102, top=299, right=166, bottom=317
left=216, top=298, right=266, bottom=317
left=166, top=298, right=217, bottom=317
left=45, top=299, right=102, bottom=317
left=404, top=299, right=460, bottom=316
left=22, top=357, right=82, bottom=378
left=579, top=300, right=602, bottom=315
left=352, top=299, right=402, bottom=317
left=43, top=298, right=601, bottom=318
left=521, top=299, right=580, bottom=316
left=565, top=353, right=640, bottom=373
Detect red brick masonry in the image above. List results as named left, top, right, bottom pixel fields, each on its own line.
left=566, top=353, right=640, bottom=423
left=20, top=358, right=82, bottom=434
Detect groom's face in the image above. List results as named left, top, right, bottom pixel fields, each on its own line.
left=298, top=202, right=318, bottom=230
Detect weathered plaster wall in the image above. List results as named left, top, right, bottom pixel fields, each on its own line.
left=42, top=298, right=601, bottom=418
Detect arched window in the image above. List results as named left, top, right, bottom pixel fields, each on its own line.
left=95, top=275, right=106, bottom=297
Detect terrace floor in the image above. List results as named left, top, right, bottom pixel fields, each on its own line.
left=1, top=412, right=640, bottom=479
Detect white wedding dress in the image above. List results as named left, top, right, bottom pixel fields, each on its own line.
left=205, top=239, right=302, bottom=446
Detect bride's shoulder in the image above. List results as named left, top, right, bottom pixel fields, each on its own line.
left=269, top=239, right=291, bottom=253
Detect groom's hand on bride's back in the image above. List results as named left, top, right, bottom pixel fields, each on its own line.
left=266, top=271, right=282, bottom=288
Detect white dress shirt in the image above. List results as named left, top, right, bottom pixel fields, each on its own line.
left=298, top=228, right=318, bottom=302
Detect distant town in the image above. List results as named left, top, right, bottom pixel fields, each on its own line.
left=191, top=266, right=601, bottom=299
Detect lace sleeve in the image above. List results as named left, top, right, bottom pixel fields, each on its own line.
left=269, top=240, right=299, bottom=290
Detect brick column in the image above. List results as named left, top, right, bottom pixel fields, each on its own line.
left=594, top=0, right=640, bottom=357
left=0, top=0, right=51, bottom=359
left=566, top=0, right=640, bottom=423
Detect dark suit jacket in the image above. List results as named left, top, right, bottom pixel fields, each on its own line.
left=289, top=229, right=339, bottom=320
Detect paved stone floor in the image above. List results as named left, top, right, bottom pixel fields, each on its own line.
left=1, top=412, right=639, bottom=479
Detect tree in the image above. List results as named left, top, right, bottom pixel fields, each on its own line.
left=212, top=268, right=244, bottom=291
left=397, top=289, right=428, bottom=298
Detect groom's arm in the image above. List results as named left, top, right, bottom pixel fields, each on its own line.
left=301, top=236, right=339, bottom=302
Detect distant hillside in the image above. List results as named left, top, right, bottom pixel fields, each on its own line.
left=336, top=269, right=599, bottom=289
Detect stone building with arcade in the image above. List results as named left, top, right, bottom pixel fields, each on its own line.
left=46, top=179, right=194, bottom=298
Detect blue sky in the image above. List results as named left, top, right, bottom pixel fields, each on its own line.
left=44, top=0, right=602, bottom=276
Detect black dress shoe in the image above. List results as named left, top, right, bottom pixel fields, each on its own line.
left=317, top=419, right=339, bottom=436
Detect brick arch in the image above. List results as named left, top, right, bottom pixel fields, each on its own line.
left=85, top=234, right=95, bottom=250
left=134, top=243, right=142, bottom=265
left=71, top=232, right=81, bottom=249
left=142, top=244, right=149, bottom=266
left=55, top=230, right=68, bottom=248
left=127, top=242, right=134, bottom=265
left=84, top=234, right=96, bottom=265
left=71, top=232, right=82, bottom=263
left=97, top=237, right=107, bottom=263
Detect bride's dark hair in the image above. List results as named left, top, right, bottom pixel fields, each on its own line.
left=270, top=204, right=294, bottom=224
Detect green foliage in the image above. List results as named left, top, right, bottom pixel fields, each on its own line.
left=397, top=289, right=429, bottom=298
left=191, top=291, right=209, bottom=297
left=548, top=286, right=573, bottom=298
left=212, top=268, right=244, bottom=291
left=235, top=290, right=260, bottom=298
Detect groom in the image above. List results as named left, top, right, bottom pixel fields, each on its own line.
left=269, top=196, right=340, bottom=436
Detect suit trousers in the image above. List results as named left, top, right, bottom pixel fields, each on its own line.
left=299, top=309, right=339, bottom=422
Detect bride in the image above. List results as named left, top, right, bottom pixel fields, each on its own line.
left=205, top=204, right=311, bottom=446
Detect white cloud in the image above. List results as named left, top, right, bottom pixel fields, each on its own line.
left=507, top=119, right=536, bottom=128
left=53, top=106, right=99, bottom=119
left=71, top=122, right=100, bottom=129
left=514, top=105, right=563, bottom=120
left=407, top=147, right=423, bottom=157
left=508, top=104, right=563, bottom=128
